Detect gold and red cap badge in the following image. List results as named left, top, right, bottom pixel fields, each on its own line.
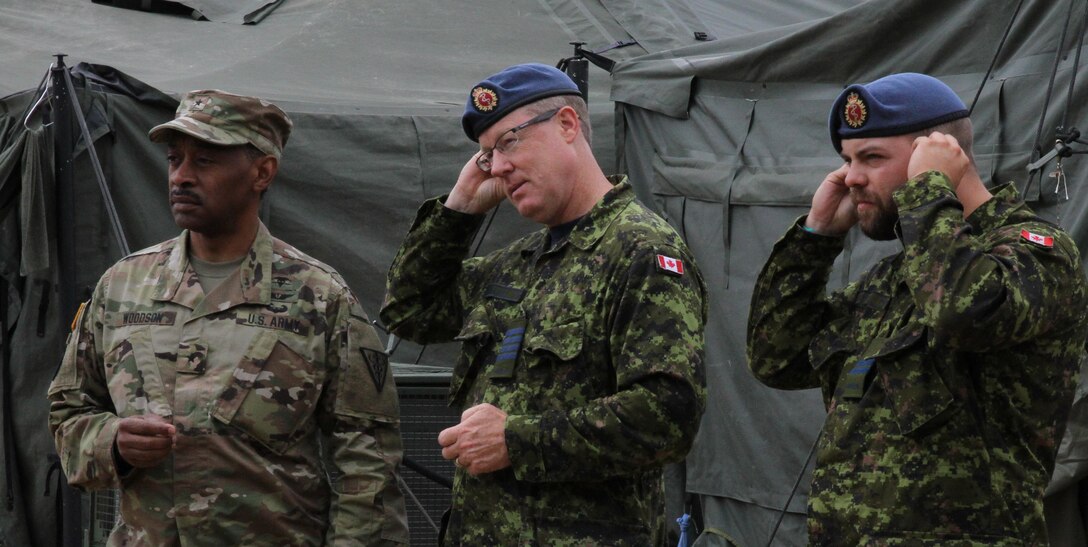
left=472, top=87, right=499, bottom=112
left=844, top=92, right=868, bottom=128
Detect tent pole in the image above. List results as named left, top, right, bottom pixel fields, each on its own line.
left=50, top=53, right=84, bottom=547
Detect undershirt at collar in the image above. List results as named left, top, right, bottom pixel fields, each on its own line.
left=189, top=253, right=244, bottom=294
left=547, top=217, right=583, bottom=250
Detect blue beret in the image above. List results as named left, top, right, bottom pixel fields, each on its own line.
left=462, top=63, right=581, bottom=142
left=829, top=73, right=968, bottom=152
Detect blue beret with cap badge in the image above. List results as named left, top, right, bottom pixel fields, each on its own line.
left=462, top=63, right=581, bottom=142
left=829, top=73, right=968, bottom=152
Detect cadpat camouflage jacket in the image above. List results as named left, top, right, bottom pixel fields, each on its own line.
left=381, top=178, right=707, bottom=546
left=48, top=222, right=409, bottom=546
left=747, top=171, right=1088, bottom=545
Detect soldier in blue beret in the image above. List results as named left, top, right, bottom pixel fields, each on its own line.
left=382, top=63, right=708, bottom=545
left=748, top=72, right=1088, bottom=543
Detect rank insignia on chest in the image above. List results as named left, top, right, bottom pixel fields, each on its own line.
left=841, top=357, right=875, bottom=400
left=656, top=254, right=684, bottom=276
left=488, top=325, right=525, bottom=379
left=1020, top=229, right=1054, bottom=248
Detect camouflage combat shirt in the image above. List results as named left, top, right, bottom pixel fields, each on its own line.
left=48, top=222, right=409, bottom=546
left=747, top=171, right=1088, bottom=545
left=381, top=178, right=708, bottom=546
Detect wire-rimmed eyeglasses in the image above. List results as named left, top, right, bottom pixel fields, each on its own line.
left=476, top=109, right=560, bottom=172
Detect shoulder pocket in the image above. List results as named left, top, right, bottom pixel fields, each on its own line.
left=213, top=329, right=321, bottom=454
left=334, top=315, right=399, bottom=422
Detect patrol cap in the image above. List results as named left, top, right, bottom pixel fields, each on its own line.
left=148, top=89, right=293, bottom=158
left=829, top=73, right=968, bottom=152
left=462, top=63, right=582, bottom=142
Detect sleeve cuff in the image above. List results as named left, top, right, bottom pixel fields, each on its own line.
left=894, top=170, right=956, bottom=211
left=97, top=417, right=129, bottom=486
left=503, top=414, right=546, bottom=482
left=411, top=195, right=486, bottom=241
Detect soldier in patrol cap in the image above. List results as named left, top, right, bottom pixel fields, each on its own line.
left=48, top=89, right=409, bottom=545
left=747, top=72, right=1088, bottom=544
left=381, top=63, right=708, bottom=545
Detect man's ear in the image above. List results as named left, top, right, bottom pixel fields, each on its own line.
left=556, top=106, right=580, bottom=143
left=252, top=155, right=278, bottom=193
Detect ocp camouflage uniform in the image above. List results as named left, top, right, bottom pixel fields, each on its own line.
left=381, top=178, right=707, bottom=545
left=48, top=222, right=409, bottom=546
left=747, top=171, right=1088, bottom=545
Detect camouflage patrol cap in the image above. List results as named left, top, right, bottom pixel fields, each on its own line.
left=148, top=89, right=292, bottom=158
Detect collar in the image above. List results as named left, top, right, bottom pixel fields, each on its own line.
left=153, top=221, right=273, bottom=311
left=519, top=175, right=634, bottom=257
left=560, top=175, right=635, bottom=249
left=964, top=183, right=1024, bottom=234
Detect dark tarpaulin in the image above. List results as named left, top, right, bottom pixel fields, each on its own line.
left=92, top=0, right=284, bottom=24
left=181, top=0, right=285, bottom=24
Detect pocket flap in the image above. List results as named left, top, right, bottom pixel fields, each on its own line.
left=808, top=318, right=852, bottom=371
left=872, top=327, right=958, bottom=437
left=104, top=328, right=172, bottom=418
left=454, top=307, right=493, bottom=343
left=524, top=321, right=583, bottom=362
left=448, top=307, right=494, bottom=405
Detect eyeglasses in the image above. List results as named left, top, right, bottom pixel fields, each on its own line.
left=476, top=109, right=560, bottom=172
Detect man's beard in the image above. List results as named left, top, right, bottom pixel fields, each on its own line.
left=853, top=191, right=899, bottom=241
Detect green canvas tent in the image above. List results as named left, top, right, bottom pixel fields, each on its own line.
left=0, top=1, right=722, bottom=545
left=4, top=0, right=1088, bottom=546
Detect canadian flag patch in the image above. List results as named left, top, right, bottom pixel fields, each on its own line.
left=1021, top=229, right=1054, bottom=248
left=656, top=254, right=684, bottom=276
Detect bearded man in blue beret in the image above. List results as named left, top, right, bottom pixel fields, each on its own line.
left=381, top=63, right=708, bottom=545
left=747, top=72, right=1088, bottom=544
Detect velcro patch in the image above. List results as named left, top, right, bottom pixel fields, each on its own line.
left=70, top=300, right=88, bottom=332
left=120, top=311, right=177, bottom=326
left=236, top=313, right=309, bottom=335
left=656, top=254, right=684, bottom=276
left=363, top=349, right=388, bottom=392
left=1020, top=229, right=1054, bottom=248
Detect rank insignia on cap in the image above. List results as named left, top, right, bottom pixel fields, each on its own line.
left=190, top=96, right=209, bottom=111
left=656, top=254, right=685, bottom=276
left=472, top=86, right=499, bottom=112
left=844, top=92, right=868, bottom=128
left=1021, top=229, right=1054, bottom=248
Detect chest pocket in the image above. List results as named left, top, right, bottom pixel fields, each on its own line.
left=212, top=329, right=322, bottom=454
left=522, top=321, right=597, bottom=401
left=871, top=325, right=959, bottom=437
left=449, top=307, right=494, bottom=406
left=524, top=321, right=583, bottom=362
left=808, top=317, right=856, bottom=405
left=103, top=328, right=172, bottom=418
